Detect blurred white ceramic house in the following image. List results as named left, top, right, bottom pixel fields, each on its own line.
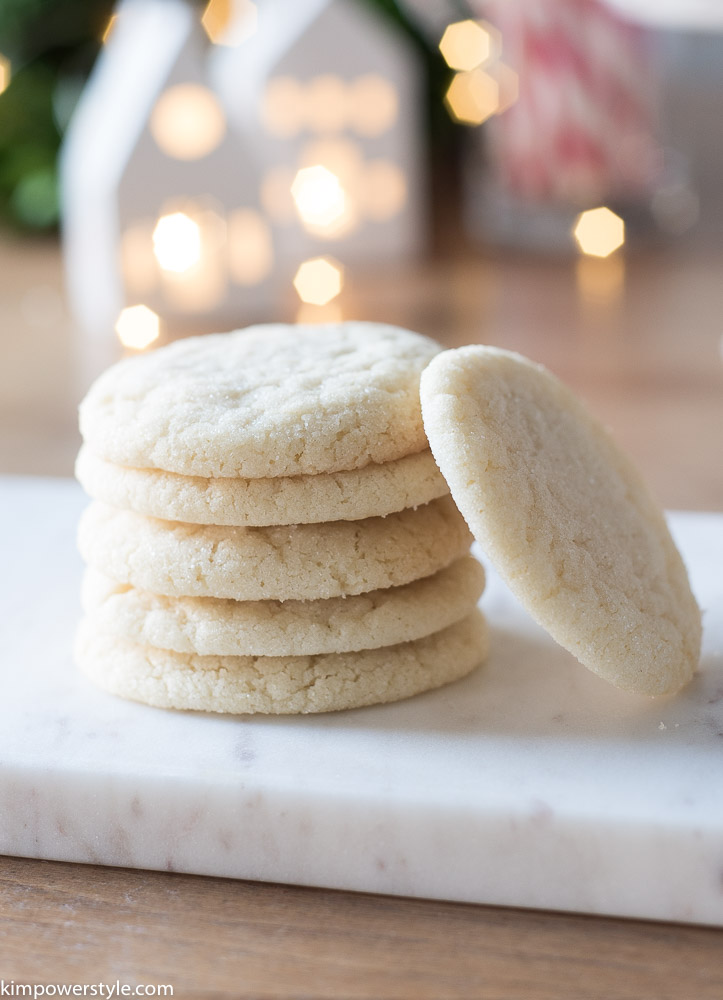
left=62, top=0, right=424, bottom=363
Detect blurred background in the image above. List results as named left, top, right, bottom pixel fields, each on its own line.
left=0, top=0, right=721, bottom=508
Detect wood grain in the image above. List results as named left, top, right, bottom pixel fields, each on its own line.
left=1, top=856, right=722, bottom=999
left=1, top=238, right=722, bottom=996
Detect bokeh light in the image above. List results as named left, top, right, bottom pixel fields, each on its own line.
left=202, top=0, right=257, bottom=46
left=159, top=208, right=226, bottom=312
left=306, top=76, right=348, bottom=133
left=293, top=258, right=343, bottom=305
left=348, top=75, right=398, bottom=136
left=296, top=302, right=343, bottom=325
left=576, top=255, right=625, bottom=306
left=439, top=20, right=496, bottom=72
left=228, top=209, right=273, bottom=285
left=300, top=140, right=363, bottom=186
left=291, top=165, right=348, bottom=231
left=573, top=207, right=625, bottom=257
left=150, top=84, right=226, bottom=160
left=115, top=305, right=160, bottom=350
left=263, top=77, right=305, bottom=138
left=0, top=54, right=11, bottom=95
left=152, top=212, right=202, bottom=273
left=201, top=0, right=231, bottom=42
left=493, top=63, right=519, bottom=114
left=445, top=69, right=499, bottom=125
left=297, top=143, right=362, bottom=236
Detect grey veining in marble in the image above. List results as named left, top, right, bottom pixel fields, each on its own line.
left=1, top=477, right=722, bottom=924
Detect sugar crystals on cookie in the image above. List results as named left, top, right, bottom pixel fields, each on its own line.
left=75, top=323, right=489, bottom=714
left=420, top=345, right=701, bottom=696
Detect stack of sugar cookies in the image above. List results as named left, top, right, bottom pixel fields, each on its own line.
left=75, top=323, right=489, bottom=714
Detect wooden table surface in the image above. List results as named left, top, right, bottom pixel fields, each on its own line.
left=1, top=237, right=722, bottom=998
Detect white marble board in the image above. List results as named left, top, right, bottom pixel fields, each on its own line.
left=1, top=477, right=722, bottom=926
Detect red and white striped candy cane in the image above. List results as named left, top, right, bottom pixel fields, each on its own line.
left=473, top=0, right=660, bottom=204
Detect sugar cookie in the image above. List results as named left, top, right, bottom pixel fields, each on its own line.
left=80, top=556, right=485, bottom=656
left=78, top=323, right=440, bottom=479
left=77, top=496, right=473, bottom=602
left=75, top=611, right=489, bottom=714
left=420, top=345, right=701, bottom=695
left=75, top=446, right=448, bottom=526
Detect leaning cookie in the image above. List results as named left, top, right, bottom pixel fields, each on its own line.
left=77, top=496, right=473, bottom=602
left=75, top=446, right=448, bottom=526
left=78, top=323, right=440, bottom=479
left=76, top=611, right=489, bottom=714
left=420, top=345, right=701, bottom=696
left=80, top=556, right=486, bottom=656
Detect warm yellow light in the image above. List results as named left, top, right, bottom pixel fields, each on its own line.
left=115, top=305, right=160, bottom=350
left=296, top=302, right=343, bottom=325
left=101, top=15, right=117, bottom=44
left=0, top=54, right=11, bottom=95
left=263, top=77, right=304, bottom=138
left=296, top=143, right=362, bottom=237
left=121, top=222, right=157, bottom=294
left=291, top=165, right=347, bottom=230
left=301, top=140, right=363, bottom=190
left=306, top=75, right=348, bottom=133
left=228, top=209, right=273, bottom=285
left=349, top=75, right=398, bottom=136
left=573, top=207, right=625, bottom=258
left=439, top=20, right=496, bottom=71
left=150, top=84, right=226, bottom=160
left=152, top=212, right=202, bottom=273
left=201, top=0, right=231, bottom=41
left=202, top=0, right=257, bottom=45
left=362, top=160, right=407, bottom=221
left=159, top=208, right=226, bottom=312
left=575, top=255, right=625, bottom=306
left=445, top=69, right=499, bottom=125
left=293, top=258, right=343, bottom=306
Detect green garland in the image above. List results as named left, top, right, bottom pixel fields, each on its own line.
left=0, top=0, right=114, bottom=230
left=0, top=0, right=459, bottom=233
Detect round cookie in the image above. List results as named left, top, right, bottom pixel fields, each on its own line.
left=75, top=446, right=448, bottom=526
left=80, top=556, right=486, bottom=656
left=77, top=496, right=473, bottom=602
left=78, top=323, right=440, bottom=479
left=420, top=345, right=701, bottom=696
left=75, top=611, right=489, bottom=714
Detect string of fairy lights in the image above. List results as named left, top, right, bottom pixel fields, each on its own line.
left=106, top=0, right=416, bottom=349
left=0, top=2, right=630, bottom=352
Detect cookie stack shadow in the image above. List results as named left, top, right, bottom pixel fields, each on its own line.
left=74, top=326, right=489, bottom=715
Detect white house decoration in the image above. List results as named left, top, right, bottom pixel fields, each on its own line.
left=61, top=0, right=424, bottom=363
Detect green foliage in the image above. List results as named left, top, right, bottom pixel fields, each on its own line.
left=0, top=0, right=462, bottom=233
left=0, top=0, right=113, bottom=231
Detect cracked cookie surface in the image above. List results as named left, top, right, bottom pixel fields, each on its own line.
left=420, top=345, right=701, bottom=696
left=79, top=323, right=440, bottom=479
left=80, top=556, right=485, bottom=656
left=75, top=446, right=448, bottom=526
left=75, top=610, right=489, bottom=714
left=78, top=496, right=473, bottom=602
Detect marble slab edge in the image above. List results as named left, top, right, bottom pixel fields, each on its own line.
left=1, top=479, right=722, bottom=928
left=2, top=763, right=723, bottom=926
